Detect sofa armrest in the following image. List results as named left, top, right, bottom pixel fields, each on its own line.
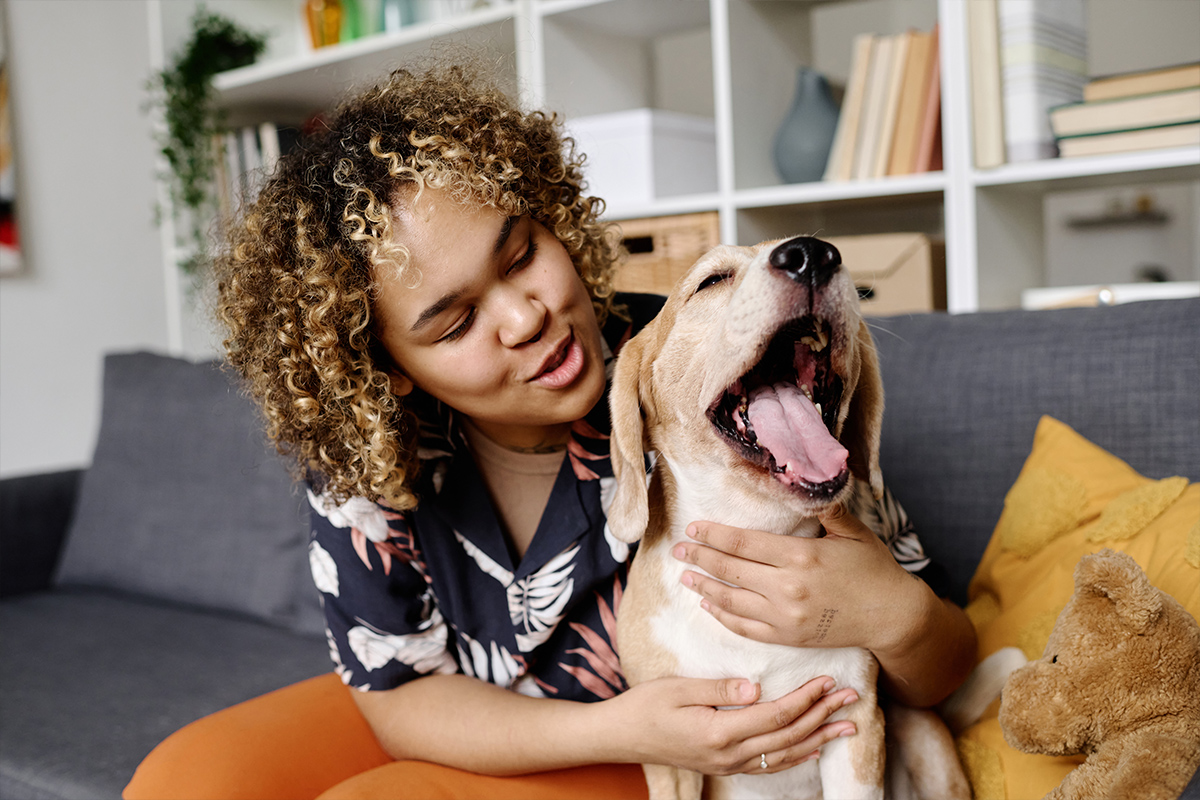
left=0, top=469, right=84, bottom=597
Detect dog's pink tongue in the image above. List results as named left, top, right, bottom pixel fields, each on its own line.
left=747, top=383, right=847, bottom=485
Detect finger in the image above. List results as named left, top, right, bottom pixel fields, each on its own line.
left=668, top=676, right=761, bottom=709
left=749, top=687, right=860, bottom=771
left=687, top=521, right=781, bottom=566
left=758, top=718, right=857, bottom=774
left=815, top=503, right=868, bottom=541
left=673, top=539, right=776, bottom=589
left=716, top=675, right=838, bottom=741
left=683, top=572, right=785, bottom=644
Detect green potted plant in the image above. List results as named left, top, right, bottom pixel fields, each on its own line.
left=150, top=7, right=266, bottom=275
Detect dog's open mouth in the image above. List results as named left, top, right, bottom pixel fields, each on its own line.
left=707, top=317, right=849, bottom=498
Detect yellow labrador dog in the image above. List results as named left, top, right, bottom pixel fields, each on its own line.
left=607, top=237, right=967, bottom=800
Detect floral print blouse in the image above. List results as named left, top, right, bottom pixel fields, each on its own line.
left=306, top=294, right=943, bottom=701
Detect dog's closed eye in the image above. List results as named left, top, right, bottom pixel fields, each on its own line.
left=695, top=272, right=732, bottom=294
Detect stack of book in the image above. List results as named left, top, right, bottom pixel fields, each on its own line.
left=969, top=0, right=1088, bottom=168
left=1050, top=62, right=1200, bottom=158
left=823, top=26, right=942, bottom=182
left=212, top=122, right=302, bottom=220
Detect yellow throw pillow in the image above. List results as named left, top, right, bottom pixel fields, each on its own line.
left=957, top=415, right=1199, bottom=800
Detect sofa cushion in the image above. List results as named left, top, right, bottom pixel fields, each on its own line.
left=871, top=298, right=1200, bottom=605
left=55, top=352, right=318, bottom=629
left=954, top=415, right=1199, bottom=799
left=0, top=589, right=330, bottom=800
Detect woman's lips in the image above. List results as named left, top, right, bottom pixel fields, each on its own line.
left=532, top=332, right=584, bottom=389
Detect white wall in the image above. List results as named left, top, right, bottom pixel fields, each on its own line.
left=0, top=0, right=169, bottom=477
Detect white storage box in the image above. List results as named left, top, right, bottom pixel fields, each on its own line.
left=565, top=109, right=718, bottom=207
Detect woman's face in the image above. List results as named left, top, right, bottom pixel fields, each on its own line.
left=372, top=188, right=607, bottom=451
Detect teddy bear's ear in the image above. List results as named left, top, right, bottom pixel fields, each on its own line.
left=1074, top=548, right=1163, bottom=634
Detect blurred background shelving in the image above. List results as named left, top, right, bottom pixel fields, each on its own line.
left=152, top=0, right=1200, bottom=314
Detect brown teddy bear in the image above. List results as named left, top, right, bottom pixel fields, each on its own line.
left=998, top=548, right=1200, bottom=799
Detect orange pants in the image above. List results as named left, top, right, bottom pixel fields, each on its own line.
left=124, top=673, right=649, bottom=800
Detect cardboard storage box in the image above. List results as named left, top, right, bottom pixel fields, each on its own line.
left=826, top=233, right=947, bottom=316
left=567, top=109, right=718, bottom=207
left=611, top=223, right=945, bottom=316
left=613, top=212, right=721, bottom=296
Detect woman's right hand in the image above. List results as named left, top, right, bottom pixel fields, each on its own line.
left=599, top=674, right=859, bottom=775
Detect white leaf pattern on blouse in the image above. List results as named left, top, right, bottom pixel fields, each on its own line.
left=456, top=631, right=522, bottom=689
left=308, top=489, right=391, bottom=543
left=454, top=530, right=515, bottom=585
left=602, top=522, right=630, bottom=564
left=309, top=540, right=340, bottom=597
left=346, top=605, right=457, bottom=675
left=508, top=544, right=579, bottom=652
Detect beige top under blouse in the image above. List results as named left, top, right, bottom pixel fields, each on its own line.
left=461, top=418, right=566, bottom=561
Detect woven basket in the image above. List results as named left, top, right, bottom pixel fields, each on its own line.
left=613, top=211, right=720, bottom=297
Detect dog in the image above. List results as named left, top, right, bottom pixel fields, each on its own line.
left=607, top=236, right=968, bottom=800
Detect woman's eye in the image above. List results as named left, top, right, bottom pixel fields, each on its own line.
left=509, top=236, right=539, bottom=275
left=438, top=308, right=476, bottom=343
left=695, top=272, right=732, bottom=293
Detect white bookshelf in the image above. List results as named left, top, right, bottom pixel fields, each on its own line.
left=160, top=0, right=1200, bottom=314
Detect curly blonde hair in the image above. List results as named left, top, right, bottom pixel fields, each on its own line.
left=215, top=61, right=622, bottom=511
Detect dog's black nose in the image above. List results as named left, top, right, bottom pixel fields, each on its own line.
left=768, top=237, right=841, bottom=289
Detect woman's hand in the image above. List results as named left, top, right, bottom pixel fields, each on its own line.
left=602, top=674, right=858, bottom=775
left=673, top=504, right=922, bottom=657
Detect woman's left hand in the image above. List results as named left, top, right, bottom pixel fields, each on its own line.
left=673, top=504, right=922, bottom=655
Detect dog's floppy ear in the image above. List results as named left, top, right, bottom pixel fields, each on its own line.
left=607, top=330, right=654, bottom=543
left=841, top=320, right=884, bottom=500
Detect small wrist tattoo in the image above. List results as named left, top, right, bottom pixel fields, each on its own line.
left=814, top=608, right=838, bottom=643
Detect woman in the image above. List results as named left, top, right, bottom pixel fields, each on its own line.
left=125, top=60, right=974, bottom=800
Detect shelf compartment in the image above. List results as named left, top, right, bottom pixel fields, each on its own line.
left=212, top=6, right=516, bottom=120
left=538, top=0, right=710, bottom=39
left=726, top=0, right=940, bottom=192
left=542, top=2, right=712, bottom=121
left=734, top=191, right=944, bottom=248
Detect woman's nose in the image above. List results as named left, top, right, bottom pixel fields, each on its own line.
left=497, top=288, right=546, bottom=348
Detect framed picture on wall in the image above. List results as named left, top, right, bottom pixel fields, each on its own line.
left=0, top=1, right=20, bottom=276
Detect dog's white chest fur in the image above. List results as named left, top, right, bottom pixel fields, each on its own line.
left=645, top=536, right=873, bottom=705
left=638, top=469, right=882, bottom=800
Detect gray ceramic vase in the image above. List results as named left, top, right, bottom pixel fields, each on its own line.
left=773, top=67, right=840, bottom=184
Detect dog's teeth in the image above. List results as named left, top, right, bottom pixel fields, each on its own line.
left=815, top=401, right=823, bottom=418
left=801, top=384, right=813, bottom=401
left=799, top=324, right=830, bottom=353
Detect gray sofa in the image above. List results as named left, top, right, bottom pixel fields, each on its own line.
left=1, top=298, right=1197, bottom=800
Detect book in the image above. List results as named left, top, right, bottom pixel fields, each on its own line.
left=1084, top=61, right=1200, bottom=103
left=1057, top=121, right=1200, bottom=158
left=1050, top=87, right=1200, bottom=137
left=824, top=33, right=876, bottom=182
left=913, top=25, right=943, bottom=173
left=998, top=0, right=1087, bottom=162
left=258, top=122, right=281, bottom=174
left=887, top=29, right=937, bottom=176
left=968, top=0, right=1005, bottom=169
left=870, top=31, right=911, bottom=179
left=853, top=34, right=894, bottom=180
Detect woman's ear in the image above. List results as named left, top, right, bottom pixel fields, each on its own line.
left=388, top=372, right=415, bottom=397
